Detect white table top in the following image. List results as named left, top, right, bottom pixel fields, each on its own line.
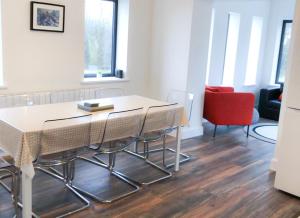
left=0, top=95, right=171, bottom=133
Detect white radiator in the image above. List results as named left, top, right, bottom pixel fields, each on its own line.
left=0, top=88, right=125, bottom=108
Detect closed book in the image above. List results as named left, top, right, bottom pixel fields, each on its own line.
left=78, top=103, right=114, bottom=112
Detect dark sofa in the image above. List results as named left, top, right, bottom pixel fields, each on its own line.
left=258, top=87, right=282, bottom=121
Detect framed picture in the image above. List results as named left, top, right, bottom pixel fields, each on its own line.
left=30, top=1, right=65, bottom=32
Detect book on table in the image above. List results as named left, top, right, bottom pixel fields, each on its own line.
left=78, top=101, right=114, bottom=112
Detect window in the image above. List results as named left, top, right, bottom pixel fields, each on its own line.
left=276, top=20, right=293, bottom=84
left=244, top=17, right=264, bottom=86
left=205, top=8, right=215, bottom=85
left=84, top=0, right=118, bottom=79
left=222, top=12, right=240, bottom=86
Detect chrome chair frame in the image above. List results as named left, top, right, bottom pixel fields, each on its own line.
left=119, top=104, right=183, bottom=186
left=140, top=90, right=194, bottom=168
left=73, top=108, right=143, bottom=203
left=32, top=114, right=92, bottom=218
left=0, top=159, right=20, bottom=218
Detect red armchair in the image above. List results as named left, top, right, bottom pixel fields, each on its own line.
left=204, top=86, right=255, bottom=137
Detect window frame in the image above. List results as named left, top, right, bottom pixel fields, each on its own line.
left=84, top=0, right=119, bottom=79
left=275, top=20, right=293, bottom=84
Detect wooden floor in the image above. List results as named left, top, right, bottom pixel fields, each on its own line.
left=1, top=122, right=300, bottom=218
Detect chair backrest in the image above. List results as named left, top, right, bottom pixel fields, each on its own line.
left=36, top=114, right=92, bottom=161
left=100, top=108, right=144, bottom=144
left=95, top=88, right=125, bottom=99
left=167, top=89, right=194, bottom=122
left=140, top=103, right=181, bottom=135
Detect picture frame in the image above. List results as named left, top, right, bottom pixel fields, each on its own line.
left=30, top=1, right=65, bottom=32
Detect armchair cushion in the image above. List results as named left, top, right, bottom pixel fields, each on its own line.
left=268, top=100, right=281, bottom=110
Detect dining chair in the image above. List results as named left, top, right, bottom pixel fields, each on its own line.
left=121, top=104, right=181, bottom=185
left=32, top=114, right=92, bottom=217
left=0, top=156, right=20, bottom=217
left=72, top=108, right=144, bottom=203
left=133, top=90, right=192, bottom=169
left=95, top=88, right=125, bottom=99
left=147, top=89, right=194, bottom=168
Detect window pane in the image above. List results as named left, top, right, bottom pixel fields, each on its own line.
left=276, top=21, right=293, bottom=84
left=244, top=17, right=263, bottom=86
left=84, top=0, right=115, bottom=78
left=222, top=12, right=240, bottom=86
left=205, top=8, right=215, bottom=85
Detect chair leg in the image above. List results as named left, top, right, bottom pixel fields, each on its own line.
left=0, top=168, right=36, bottom=218
left=108, top=153, right=116, bottom=171
left=133, top=134, right=190, bottom=169
left=213, top=125, right=218, bottom=138
left=162, top=135, right=167, bottom=167
left=71, top=156, right=140, bottom=203
left=13, top=169, right=21, bottom=218
left=32, top=166, right=90, bottom=217
left=247, top=125, right=250, bottom=138
left=119, top=149, right=172, bottom=186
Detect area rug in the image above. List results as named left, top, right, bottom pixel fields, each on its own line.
left=245, top=123, right=278, bottom=144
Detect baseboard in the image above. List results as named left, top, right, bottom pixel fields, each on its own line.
left=270, top=158, right=278, bottom=172
left=182, top=125, right=203, bottom=140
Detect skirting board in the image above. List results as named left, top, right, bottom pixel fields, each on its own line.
left=182, top=125, right=204, bottom=140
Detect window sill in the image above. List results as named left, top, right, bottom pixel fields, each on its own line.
left=81, top=77, right=129, bottom=85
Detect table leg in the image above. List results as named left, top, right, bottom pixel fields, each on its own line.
left=175, top=126, right=182, bottom=172
left=22, top=171, right=32, bottom=218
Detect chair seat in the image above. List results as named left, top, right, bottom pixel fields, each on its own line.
left=268, top=100, right=281, bottom=110
left=140, top=130, right=165, bottom=142
left=93, top=137, right=137, bottom=154
left=34, top=148, right=87, bottom=167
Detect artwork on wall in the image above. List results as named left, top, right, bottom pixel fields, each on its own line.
left=30, top=1, right=65, bottom=32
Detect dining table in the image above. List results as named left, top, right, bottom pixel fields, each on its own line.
left=0, top=95, right=187, bottom=218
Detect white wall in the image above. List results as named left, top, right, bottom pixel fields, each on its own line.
left=148, top=0, right=194, bottom=100
left=0, top=0, right=152, bottom=95
left=207, top=0, right=296, bottom=93
left=207, top=0, right=270, bottom=95
left=148, top=0, right=213, bottom=138
left=185, top=0, right=213, bottom=137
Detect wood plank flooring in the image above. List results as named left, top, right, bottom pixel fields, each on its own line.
left=1, top=121, right=300, bottom=218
